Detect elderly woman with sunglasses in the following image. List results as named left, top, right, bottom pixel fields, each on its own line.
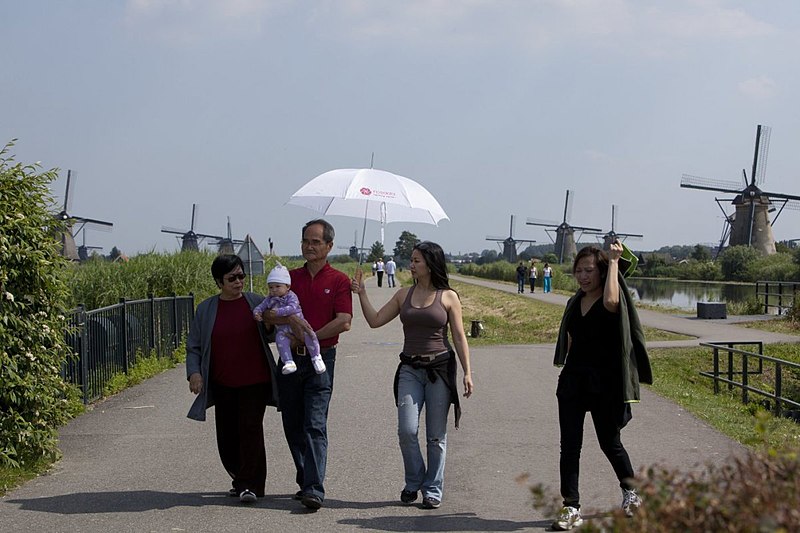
left=186, top=254, right=280, bottom=504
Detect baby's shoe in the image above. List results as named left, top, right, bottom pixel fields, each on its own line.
left=282, top=361, right=297, bottom=375
left=311, top=357, right=326, bottom=374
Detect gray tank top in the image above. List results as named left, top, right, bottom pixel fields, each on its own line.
left=400, top=286, right=449, bottom=355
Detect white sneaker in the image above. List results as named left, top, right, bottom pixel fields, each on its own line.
left=622, top=488, right=641, bottom=517
left=281, top=361, right=297, bottom=375
left=552, top=506, right=583, bottom=530
left=239, top=489, right=257, bottom=503
left=312, top=357, right=326, bottom=374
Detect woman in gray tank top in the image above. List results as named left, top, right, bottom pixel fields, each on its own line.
left=351, top=241, right=473, bottom=510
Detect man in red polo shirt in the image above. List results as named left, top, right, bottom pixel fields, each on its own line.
left=263, top=219, right=352, bottom=510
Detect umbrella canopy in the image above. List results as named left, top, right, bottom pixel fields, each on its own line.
left=287, top=168, right=449, bottom=226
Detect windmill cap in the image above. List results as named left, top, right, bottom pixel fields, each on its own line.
left=267, top=263, right=291, bottom=285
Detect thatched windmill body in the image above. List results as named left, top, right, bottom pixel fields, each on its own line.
left=600, top=205, right=643, bottom=249
left=55, top=170, right=113, bottom=261
left=338, top=231, right=369, bottom=261
left=486, top=215, right=536, bottom=262
left=209, top=217, right=245, bottom=255
left=681, top=125, right=800, bottom=255
left=161, top=204, right=223, bottom=252
left=527, top=190, right=601, bottom=263
left=76, top=229, right=104, bottom=261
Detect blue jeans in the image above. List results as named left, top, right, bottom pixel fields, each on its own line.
left=517, top=277, right=525, bottom=293
left=397, top=364, right=451, bottom=500
left=276, top=347, right=336, bottom=500
left=544, top=277, right=552, bottom=293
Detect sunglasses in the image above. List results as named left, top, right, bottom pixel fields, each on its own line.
left=224, top=273, right=246, bottom=283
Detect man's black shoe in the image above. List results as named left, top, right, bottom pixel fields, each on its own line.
left=400, top=490, right=418, bottom=504
left=293, top=490, right=303, bottom=500
left=301, top=493, right=323, bottom=510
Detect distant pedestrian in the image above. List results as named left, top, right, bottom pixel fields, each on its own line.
left=543, top=262, right=553, bottom=293
left=186, top=254, right=280, bottom=504
left=529, top=260, right=538, bottom=293
left=385, top=257, right=397, bottom=287
left=550, top=242, right=652, bottom=530
left=351, top=241, right=473, bottom=510
left=376, top=258, right=385, bottom=287
left=516, top=261, right=526, bottom=294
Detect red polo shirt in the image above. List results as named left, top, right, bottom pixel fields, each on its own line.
left=290, top=262, right=352, bottom=349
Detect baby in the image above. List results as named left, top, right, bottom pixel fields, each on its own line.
left=253, top=263, right=325, bottom=375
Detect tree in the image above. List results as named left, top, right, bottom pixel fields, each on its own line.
left=476, top=249, right=498, bottom=264
left=690, top=244, right=712, bottom=262
left=718, top=245, right=760, bottom=281
left=393, top=231, right=419, bottom=262
left=0, top=143, right=76, bottom=469
left=367, top=241, right=385, bottom=262
left=543, top=252, right=559, bottom=265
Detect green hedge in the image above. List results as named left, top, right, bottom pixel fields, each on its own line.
left=0, top=144, right=78, bottom=469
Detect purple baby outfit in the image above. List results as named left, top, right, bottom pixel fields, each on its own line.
left=253, top=290, right=320, bottom=364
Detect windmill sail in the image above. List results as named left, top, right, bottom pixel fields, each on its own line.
left=485, top=214, right=536, bottom=262
left=526, top=190, right=601, bottom=263
left=680, top=124, right=800, bottom=255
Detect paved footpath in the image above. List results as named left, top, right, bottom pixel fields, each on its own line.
left=3, top=276, right=797, bottom=532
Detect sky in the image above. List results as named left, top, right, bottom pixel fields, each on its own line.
left=3, top=0, right=800, bottom=259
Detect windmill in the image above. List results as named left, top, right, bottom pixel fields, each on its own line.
left=55, top=170, right=113, bottom=261
left=209, top=217, right=245, bottom=255
left=76, top=228, right=104, bottom=262
left=161, top=204, right=223, bottom=252
left=486, top=215, right=536, bottom=262
left=527, top=190, right=602, bottom=263
left=599, top=205, right=643, bottom=249
left=338, top=230, right=369, bottom=261
left=681, top=124, right=800, bottom=255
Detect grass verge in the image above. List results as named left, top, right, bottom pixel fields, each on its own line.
left=647, top=345, right=800, bottom=450
left=451, top=279, right=692, bottom=345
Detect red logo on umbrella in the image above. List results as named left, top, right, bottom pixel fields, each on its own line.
left=360, top=188, right=372, bottom=196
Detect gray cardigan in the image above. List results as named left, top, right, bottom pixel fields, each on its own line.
left=186, top=292, right=279, bottom=421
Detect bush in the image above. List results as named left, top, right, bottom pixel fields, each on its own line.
left=674, top=260, right=723, bottom=281
left=61, top=252, right=307, bottom=309
left=749, top=253, right=799, bottom=282
left=718, top=246, right=761, bottom=281
left=525, top=418, right=800, bottom=531
left=0, top=144, right=77, bottom=468
left=622, top=447, right=800, bottom=532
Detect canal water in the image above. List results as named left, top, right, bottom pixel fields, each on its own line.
left=625, top=278, right=754, bottom=310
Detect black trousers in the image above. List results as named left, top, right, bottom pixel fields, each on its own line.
left=556, top=375, right=634, bottom=509
left=212, top=381, right=270, bottom=496
left=377, top=271, right=384, bottom=287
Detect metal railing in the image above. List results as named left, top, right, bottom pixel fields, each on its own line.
left=63, top=294, right=195, bottom=404
left=698, top=341, right=800, bottom=421
left=755, top=280, right=799, bottom=315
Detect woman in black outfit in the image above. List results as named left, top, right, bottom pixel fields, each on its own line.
left=550, top=242, right=652, bottom=530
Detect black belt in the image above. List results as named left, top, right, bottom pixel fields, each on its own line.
left=292, top=344, right=337, bottom=357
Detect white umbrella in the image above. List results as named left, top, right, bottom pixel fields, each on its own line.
left=287, top=168, right=449, bottom=260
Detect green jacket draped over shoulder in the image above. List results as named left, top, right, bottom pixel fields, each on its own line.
left=553, top=273, right=653, bottom=402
